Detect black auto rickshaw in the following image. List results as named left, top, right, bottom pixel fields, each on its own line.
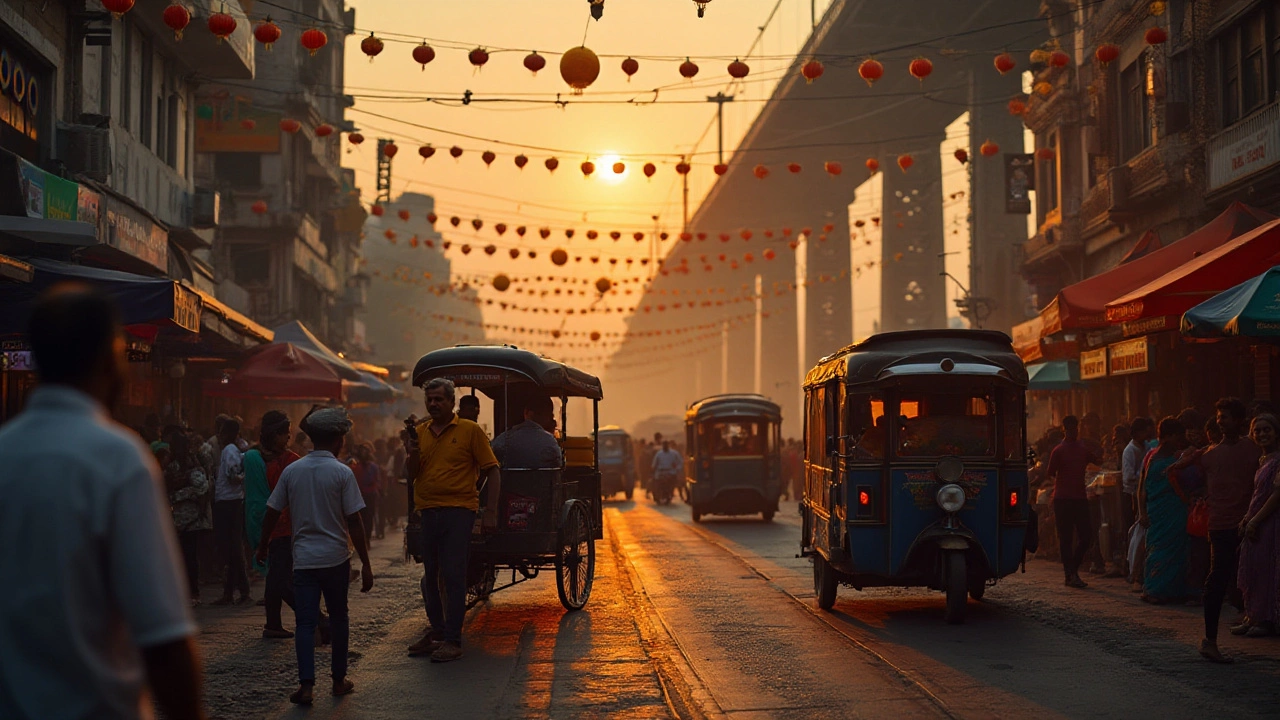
left=410, top=345, right=603, bottom=612
left=800, top=330, right=1030, bottom=623
left=684, top=394, right=783, bottom=522
left=597, top=425, right=637, bottom=500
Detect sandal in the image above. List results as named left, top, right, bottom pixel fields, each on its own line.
left=1199, top=639, right=1234, bottom=664
left=332, top=678, right=355, bottom=697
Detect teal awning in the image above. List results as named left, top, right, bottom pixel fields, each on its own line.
left=1181, top=265, right=1280, bottom=338
left=1026, top=361, right=1082, bottom=391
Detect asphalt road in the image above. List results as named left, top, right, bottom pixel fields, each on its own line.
left=194, top=497, right=1280, bottom=719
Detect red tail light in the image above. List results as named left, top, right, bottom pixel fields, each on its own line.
left=859, top=490, right=871, bottom=506
left=1009, top=491, right=1018, bottom=508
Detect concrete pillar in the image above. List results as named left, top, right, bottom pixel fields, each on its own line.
left=805, top=212, right=852, bottom=363
left=880, top=143, right=946, bottom=331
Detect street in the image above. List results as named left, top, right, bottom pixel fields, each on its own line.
left=194, top=497, right=1280, bottom=719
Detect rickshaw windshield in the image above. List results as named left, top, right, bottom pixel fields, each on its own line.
left=699, top=420, right=770, bottom=457
left=600, top=435, right=626, bottom=457
left=894, top=385, right=996, bottom=458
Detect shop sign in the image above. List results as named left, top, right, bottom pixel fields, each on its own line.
left=194, top=89, right=282, bottom=153
left=1207, top=102, right=1280, bottom=191
left=171, top=282, right=201, bottom=333
left=125, top=338, right=151, bottom=362
left=1005, top=153, right=1034, bottom=214
left=1, top=350, right=32, bottom=371
left=1108, top=337, right=1149, bottom=376
left=0, top=338, right=29, bottom=351
left=0, top=45, right=46, bottom=152
left=1120, top=315, right=1174, bottom=337
left=103, top=195, right=168, bottom=272
left=19, top=157, right=41, bottom=217
left=1080, top=348, right=1108, bottom=380
left=43, top=172, right=78, bottom=220
left=76, top=185, right=100, bottom=228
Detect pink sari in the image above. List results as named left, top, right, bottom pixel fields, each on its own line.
left=1238, top=456, right=1280, bottom=624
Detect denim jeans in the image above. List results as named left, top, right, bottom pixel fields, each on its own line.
left=294, top=561, right=350, bottom=683
left=1054, top=499, right=1093, bottom=578
left=213, top=499, right=249, bottom=597
left=1204, top=529, right=1242, bottom=641
left=419, top=507, right=476, bottom=644
left=265, top=537, right=296, bottom=630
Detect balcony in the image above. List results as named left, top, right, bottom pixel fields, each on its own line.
left=1206, top=100, right=1280, bottom=193
left=134, top=0, right=254, bottom=80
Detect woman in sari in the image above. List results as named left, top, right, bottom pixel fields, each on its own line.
left=1233, top=414, right=1280, bottom=638
left=1138, top=417, right=1189, bottom=604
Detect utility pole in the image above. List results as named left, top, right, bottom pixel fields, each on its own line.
left=720, top=320, right=729, bottom=395
left=650, top=214, right=659, bottom=280
left=811, top=0, right=817, bottom=27
left=753, top=273, right=763, bottom=395
left=681, top=161, right=689, bottom=231
left=705, top=92, right=735, bottom=166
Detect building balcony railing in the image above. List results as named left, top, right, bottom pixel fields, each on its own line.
left=1206, top=100, right=1280, bottom=193
left=134, top=0, right=254, bottom=80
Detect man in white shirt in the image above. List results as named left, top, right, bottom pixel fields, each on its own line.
left=212, top=416, right=250, bottom=605
left=257, top=406, right=373, bottom=705
left=0, top=285, right=204, bottom=719
left=1122, top=417, right=1154, bottom=586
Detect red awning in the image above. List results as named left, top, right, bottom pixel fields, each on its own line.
left=1105, top=218, right=1280, bottom=324
left=1039, top=202, right=1275, bottom=336
left=205, top=342, right=344, bottom=400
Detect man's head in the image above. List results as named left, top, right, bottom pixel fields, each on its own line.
left=28, top=284, right=126, bottom=407
left=1157, top=416, right=1186, bottom=447
left=1178, top=408, right=1206, bottom=447
left=458, top=394, right=481, bottom=422
left=424, top=378, right=456, bottom=423
left=1215, top=397, right=1248, bottom=439
left=522, top=394, right=556, bottom=433
left=218, top=417, right=241, bottom=447
left=300, top=406, right=353, bottom=455
left=1129, top=416, right=1154, bottom=444
left=1080, top=412, right=1102, bottom=440
left=654, top=432, right=663, bottom=444
left=1061, top=415, right=1079, bottom=441
left=661, top=440, right=670, bottom=452
left=259, top=410, right=291, bottom=454
left=356, top=442, right=374, bottom=462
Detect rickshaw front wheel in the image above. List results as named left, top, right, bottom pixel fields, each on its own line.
left=813, top=555, right=838, bottom=610
left=555, top=500, right=596, bottom=612
left=944, top=551, right=968, bottom=624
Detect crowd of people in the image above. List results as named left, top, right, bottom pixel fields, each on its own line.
left=1032, top=400, right=1280, bottom=663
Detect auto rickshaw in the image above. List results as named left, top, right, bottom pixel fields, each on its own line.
left=684, top=394, right=783, bottom=522
left=597, top=425, right=637, bottom=500
left=410, top=345, right=603, bottom=612
left=800, top=330, right=1029, bottom=624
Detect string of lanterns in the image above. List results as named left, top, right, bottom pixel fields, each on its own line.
left=397, top=307, right=759, bottom=343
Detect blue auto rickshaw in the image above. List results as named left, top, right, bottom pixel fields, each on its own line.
left=597, top=425, right=637, bottom=500
left=684, top=394, right=783, bottom=522
left=800, top=330, right=1030, bottom=623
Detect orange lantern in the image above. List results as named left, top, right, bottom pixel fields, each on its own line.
left=551, top=249, right=569, bottom=266
left=300, top=28, right=327, bottom=56
left=753, top=165, right=769, bottom=180
left=740, top=229, right=753, bottom=240
left=679, top=58, right=699, bottom=79
left=897, top=154, right=913, bottom=172
left=412, top=42, right=435, bottom=69
left=370, top=204, right=384, bottom=217
left=1145, top=26, right=1168, bottom=45
left=643, top=162, right=656, bottom=178
left=419, top=144, right=435, bottom=160
left=680, top=232, right=693, bottom=241
left=621, top=57, right=639, bottom=80
left=509, top=248, right=520, bottom=259
left=718, top=232, right=730, bottom=242
left=1008, top=97, right=1027, bottom=116
left=714, top=163, right=728, bottom=176
left=823, top=223, right=835, bottom=233
left=208, top=10, right=236, bottom=41
left=764, top=248, right=776, bottom=261
left=492, top=274, right=511, bottom=292
left=787, top=162, right=802, bottom=174
left=612, top=161, right=625, bottom=175
left=561, top=46, right=601, bottom=95
left=909, top=57, right=933, bottom=81
left=279, top=118, right=301, bottom=133
left=524, top=51, right=546, bottom=75
left=360, top=32, right=383, bottom=60
left=1095, top=43, right=1120, bottom=66
left=469, top=47, right=490, bottom=68
left=1034, top=81, right=1053, bottom=96
left=801, top=59, right=824, bottom=83
left=858, top=58, right=884, bottom=86
left=728, top=59, right=750, bottom=79
left=398, top=209, right=410, bottom=221
left=994, top=52, right=1016, bottom=74
left=595, top=278, right=613, bottom=294
left=384, top=229, right=396, bottom=241
left=250, top=200, right=268, bottom=215
left=824, top=161, right=843, bottom=177
left=590, top=331, right=602, bottom=342
left=581, top=161, right=595, bottom=177
left=482, top=151, right=496, bottom=166
left=382, top=142, right=398, bottom=158
left=162, top=3, right=190, bottom=40
left=545, top=157, right=559, bottom=172
left=980, top=139, right=1000, bottom=157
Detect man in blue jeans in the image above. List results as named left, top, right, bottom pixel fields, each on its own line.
left=405, top=378, right=502, bottom=662
left=257, top=407, right=373, bottom=705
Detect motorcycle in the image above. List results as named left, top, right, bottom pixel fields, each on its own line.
left=652, top=470, right=677, bottom=505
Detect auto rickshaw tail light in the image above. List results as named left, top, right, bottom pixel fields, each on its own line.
left=1009, top=491, right=1018, bottom=507
left=855, top=484, right=875, bottom=519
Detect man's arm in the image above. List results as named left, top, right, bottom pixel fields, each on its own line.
left=254, top=507, right=282, bottom=564
left=345, top=513, right=374, bottom=592
left=142, top=637, right=205, bottom=720
left=482, top=465, right=502, bottom=529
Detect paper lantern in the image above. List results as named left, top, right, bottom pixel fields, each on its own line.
left=675, top=161, right=691, bottom=175
left=560, top=46, right=600, bottom=94
left=787, top=162, right=802, bottom=174
left=595, top=277, right=612, bottom=294
left=469, top=47, right=490, bottom=68
left=382, top=142, right=398, bottom=158
left=897, top=154, right=913, bottom=172
left=208, top=10, right=236, bottom=41
left=697, top=232, right=707, bottom=240
left=419, top=144, right=435, bottom=160
left=1095, top=43, right=1120, bottom=66
left=279, top=118, right=301, bottom=133
left=866, top=158, right=880, bottom=174
left=590, top=331, right=602, bottom=342
left=954, top=148, right=968, bottom=164
left=823, top=161, right=842, bottom=176
left=524, top=51, right=546, bottom=75
left=384, top=229, right=396, bottom=241
left=979, top=139, right=1000, bottom=157
left=514, top=154, right=528, bottom=169
left=1035, top=147, right=1057, bottom=161
left=495, top=223, right=507, bottom=236
left=492, top=274, right=511, bottom=291
left=250, top=200, right=268, bottom=215
left=461, top=245, right=472, bottom=255
left=482, top=151, right=496, bottom=166
left=680, top=232, right=693, bottom=241
left=822, top=223, right=835, bottom=233
left=162, top=3, right=190, bottom=40
left=413, top=43, right=435, bottom=69
left=300, top=28, right=327, bottom=56
left=347, top=133, right=364, bottom=145
left=718, top=232, right=730, bottom=242
left=566, top=229, right=576, bottom=239
left=679, top=58, right=699, bottom=79
left=781, top=228, right=792, bottom=236
left=551, top=249, right=569, bottom=266
left=509, top=248, right=520, bottom=259
left=909, top=57, right=933, bottom=81
left=539, top=227, right=551, bottom=238
left=483, top=244, right=497, bottom=256
left=1050, top=50, right=1070, bottom=67
left=360, top=32, right=383, bottom=60
left=994, top=52, right=1016, bottom=74
left=1008, top=97, right=1027, bottom=115
left=621, top=57, right=639, bottom=80
left=102, top=0, right=134, bottom=17
left=728, top=59, right=750, bottom=79
left=858, top=58, right=884, bottom=86
left=1145, top=26, right=1168, bottom=45
left=713, top=163, right=728, bottom=176
left=370, top=204, right=385, bottom=217
left=612, top=161, right=625, bottom=174
left=753, top=165, right=769, bottom=180
left=516, top=226, right=526, bottom=237
left=764, top=248, right=776, bottom=260
left=545, top=157, right=559, bottom=172
left=398, top=209, right=410, bottom=221
left=643, top=162, right=656, bottom=178
left=471, top=218, right=483, bottom=231
left=450, top=146, right=463, bottom=159
left=314, top=123, right=333, bottom=137
left=801, top=60, right=824, bottom=83
left=581, top=161, right=595, bottom=177
left=740, top=229, right=753, bottom=240
left=449, top=216, right=460, bottom=227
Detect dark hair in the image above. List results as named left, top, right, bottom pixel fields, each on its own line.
left=1129, top=417, right=1154, bottom=436
left=220, top=417, right=241, bottom=439
left=1177, top=408, right=1204, bottom=433
left=459, top=395, right=480, bottom=408
left=1157, top=416, right=1185, bottom=440
left=259, top=410, right=290, bottom=444
left=1214, top=397, right=1248, bottom=422
left=28, top=284, right=121, bottom=386
left=524, top=394, right=553, bottom=415
left=1062, top=415, right=1079, bottom=432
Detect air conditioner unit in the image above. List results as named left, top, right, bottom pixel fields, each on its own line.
left=56, top=123, right=111, bottom=181
left=190, top=188, right=221, bottom=228
left=1108, top=165, right=1131, bottom=210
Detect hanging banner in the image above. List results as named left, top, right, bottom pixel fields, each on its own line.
left=1080, top=348, right=1108, bottom=380
left=1108, top=337, right=1149, bottom=376
left=1005, top=153, right=1034, bottom=214
left=103, top=195, right=168, bottom=273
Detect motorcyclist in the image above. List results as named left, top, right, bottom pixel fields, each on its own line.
left=651, top=440, right=683, bottom=504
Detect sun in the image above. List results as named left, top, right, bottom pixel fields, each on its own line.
left=598, top=153, right=629, bottom=185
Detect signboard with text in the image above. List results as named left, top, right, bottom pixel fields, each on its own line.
left=103, top=195, right=168, bottom=273
left=1080, top=348, right=1108, bottom=380
left=1208, top=103, right=1280, bottom=190
left=1108, top=337, right=1149, bottom=376
left=1005, top=153, right=1034, bottom=214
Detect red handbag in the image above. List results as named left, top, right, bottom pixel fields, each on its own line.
left=1187, top=499, right=1210, bottom=538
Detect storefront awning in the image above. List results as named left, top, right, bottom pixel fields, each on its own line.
left=204, top=342, right=344, bottom=401
left=272, top=320, right=363, bottom=381
left=346, top=371, right=399, bottom=405
left=1026, top=360, right=1083, bottom=391
left=186, top=285, right=273, bottom=348
left=1038, top=202, right=1275, bottom=336
left=1182, top=265, right=1280, bottom=338
left=1105, top=219, right=1280, bottom=325
left=0, top=253, right=32, bottom=282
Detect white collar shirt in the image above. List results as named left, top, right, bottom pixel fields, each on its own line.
left=267, top=451, right=366, bottom=570
left=653, top=448, right=684, bottom=475
left=214, top=442, right=244, bottom=501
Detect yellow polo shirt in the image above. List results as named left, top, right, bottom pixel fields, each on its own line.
left=414, top=414, right=499, bottom=511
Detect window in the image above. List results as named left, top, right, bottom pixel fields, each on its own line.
left=139, top=38, right=153, bottom=149
left=701, top=421, right=769, bottom=457
left=1216, top=3, right=1280, bottom=127
left=1000, top=388, right=1025, bottom=461
left=600, top=434, right=625, bottom=458
left=895, top=388, right=996, bottom=458
left=215, top=153, right=261, bottom=186
left=805, top=387, right=825, bottom=463
left=1119, top=57, right=1151, bottom=161
left=845, top=393, right=886, bottom=459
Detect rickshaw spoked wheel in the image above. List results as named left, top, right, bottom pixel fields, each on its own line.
left=813, top=555, right=838, bottom=610
left=555, top=500, right=595, bottom=612
left=944, top=551, right=968, bottom=624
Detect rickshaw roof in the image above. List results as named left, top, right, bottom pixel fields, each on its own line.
left=411, top=345, right=604, bottom=400
left=597, top=426, right=629, bottom=437
left=685, top=394, right=783, bottom=422
left=804, top=330, right=1027, bottom=388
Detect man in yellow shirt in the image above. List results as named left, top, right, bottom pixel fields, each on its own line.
left=404, top=378, right=500, bottom=663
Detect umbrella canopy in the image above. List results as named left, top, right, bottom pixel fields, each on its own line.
left=272, top=320, right=364, bottom=381
left=1106, top=220, right=1280, bottom=324
left=1026, top=360, right=1082, bottom=391
left=345, top=371, right=399, bottom=405
left=1182, top=265, right=1280, bottom=338
left=207, top=342, right=344, bottom=400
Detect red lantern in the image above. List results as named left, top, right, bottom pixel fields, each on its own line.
left=250, top=200, right=268, bottom=215
left=162, top=3, right=190, bottom=40
left=980, top=139, right=1000, bottom=157
left=897, top=154, right=914, bottom=172
left=764, top=248, right=777, bottom=261
left=1145, top=26, right=1168, bottom=45
left=824, top=161, right=843, bottom=177
left=954, top=148, right=968, bottom=164
left=680, top=232, right=693, bottom=241
left=482, top=151, right=496, bottom=166
left=314, top=123, right=333, bottom=137
left=207, top=10, right=236, bottom=41
left=551, top=249, right=569, bottom=266
left=697, top=232, right=707, bottom=240
left=866, top=158, right=880, bottom=174
left=858, top=58, right=884, bottom=86
left=587, top=230, right=598, bottom=239
left=908, top=57, right=933, bottom=81
left=1008, top=97, right=1027, bottom=116
left=377, top=143, right=395, bottom=159
left=633, top=232, right=645, bottom=242
left=1095, top=43, right=1120, bottom=66
left=740, top=229, right=753, bottom=240
left=719, top=233, right=730, bottom=243
left=279, top=118, right=301, bottom=133
left=419, top=144, right=435, bottom=160
left=469, top=47, right=490, bottom=68
left=713, top=163, right=728, bottom=176
left=643, top=162, right=656, bottom=178
left=509, top=248, right=520, bottom=259
left=1035, top=147, right=1057, bottom=161
left=728, top=59, right=750, bottom=79
left=675, top=161, right=691, bottom=175
left=565, top=228, right=575, bottom=239
left=540, top=228, right=552, bottom=239
left=102, top=0, right=134, bottom=17
left=471, top=218, right=484, bottom=231
left=385, top=229, right=397, bottom=241
left=347, top=133, right=364, bottom=146
left=253, top=18, right=281, bottom=49
left=239, top=119, right=256, bottom=131
left=679, top=58, right=699, bottom=79
left=413, top=43, right=435, bottom=69
left=450, top=146, right=463, bottom=159
left=523, top=51, right=546, bottom=75
left=484, top=244, right=497, bottom=256
left=610, top=231, right=622, bottom=240
left=398, top=209, right=411, bottom=221
left=370, top=204, right=385, bottom=217
left=300, top=28, right=327, bottom=56
left=781, top=228, right=792, bottom=237
left=581, top=161, right=595, bottom=177
left=461, top=245, right=471, bottom=255
left=823, top=223, right=835, bottom=233
left=514, top=154, right=528, bottom=169
left=495, top=223, right=507, bottom=236
left=612, top=161, right=625, bottom=174
left=787, top=162, right=802, bottom=174
left=753, top=165, right=769, bottom=180
left=360, top=32, right=384, bottom=60
left=801, top=59, right=824, bottom=83
left=1049, top=50, right=1070, bottom=67
left=621, top=57, right=639, bottom=80
left=994, top=52, right=1016, bottom=75
left=426, top=212, right=438, bottom=225
left=545, top=157, right=559, bottom=172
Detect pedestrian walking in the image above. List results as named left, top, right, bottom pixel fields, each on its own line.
left=212, top=416, right=251, bottom=605
left=1046, top=415, right=1103, bottom=588
left=351, top=442, right=384, bottom=547
left=1232, top=414, right=1280, bottom=639
left=1138, top=417, right=1190, bottom=604
left=256, top=407, right=373, bottom=705
left=1122, top=417, right=1155, bottom=582
left=245, top=411, right=304, bottom=639
left=405, top=378, right=501, bottom=663
left=0, top=285, right=204, bottom=719
left=165, top=428, right=212, bottom=607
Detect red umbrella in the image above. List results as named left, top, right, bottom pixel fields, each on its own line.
left=206, top=342, right=344, bottom=400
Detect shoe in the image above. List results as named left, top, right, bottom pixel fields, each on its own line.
left=1230, top=621, right=1252, bottom=636
left=430, top=641, right=463, bottom=663
left=211, top=595, right=234, bottom=606
left=290, top=684, right=314, bottom=705
left=262, top=627, right=294, bottom=639
left=234, top=594, right=253, bottom=606
left=408, top=630, right=444, bottom=657
left=1246, top=624, right=1275, bottom=638
left=1065, top=576, right=1089, bottom=589
left=1199, top=639, right=1233, bottom=664
left=332, top=678, right=355, bottom=696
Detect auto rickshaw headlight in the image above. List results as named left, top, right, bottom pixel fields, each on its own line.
left=936, top=483, right=966, bottom=513
left=935, top=457, right=964, bottom=484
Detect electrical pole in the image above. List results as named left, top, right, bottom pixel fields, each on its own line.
left=650, top=214, right=659, bottom=280
left=706, top=92, right=735, bottom=165
left=721, top=320, right=729, bottom=395
left=754, top=273, right=763, bottom=395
